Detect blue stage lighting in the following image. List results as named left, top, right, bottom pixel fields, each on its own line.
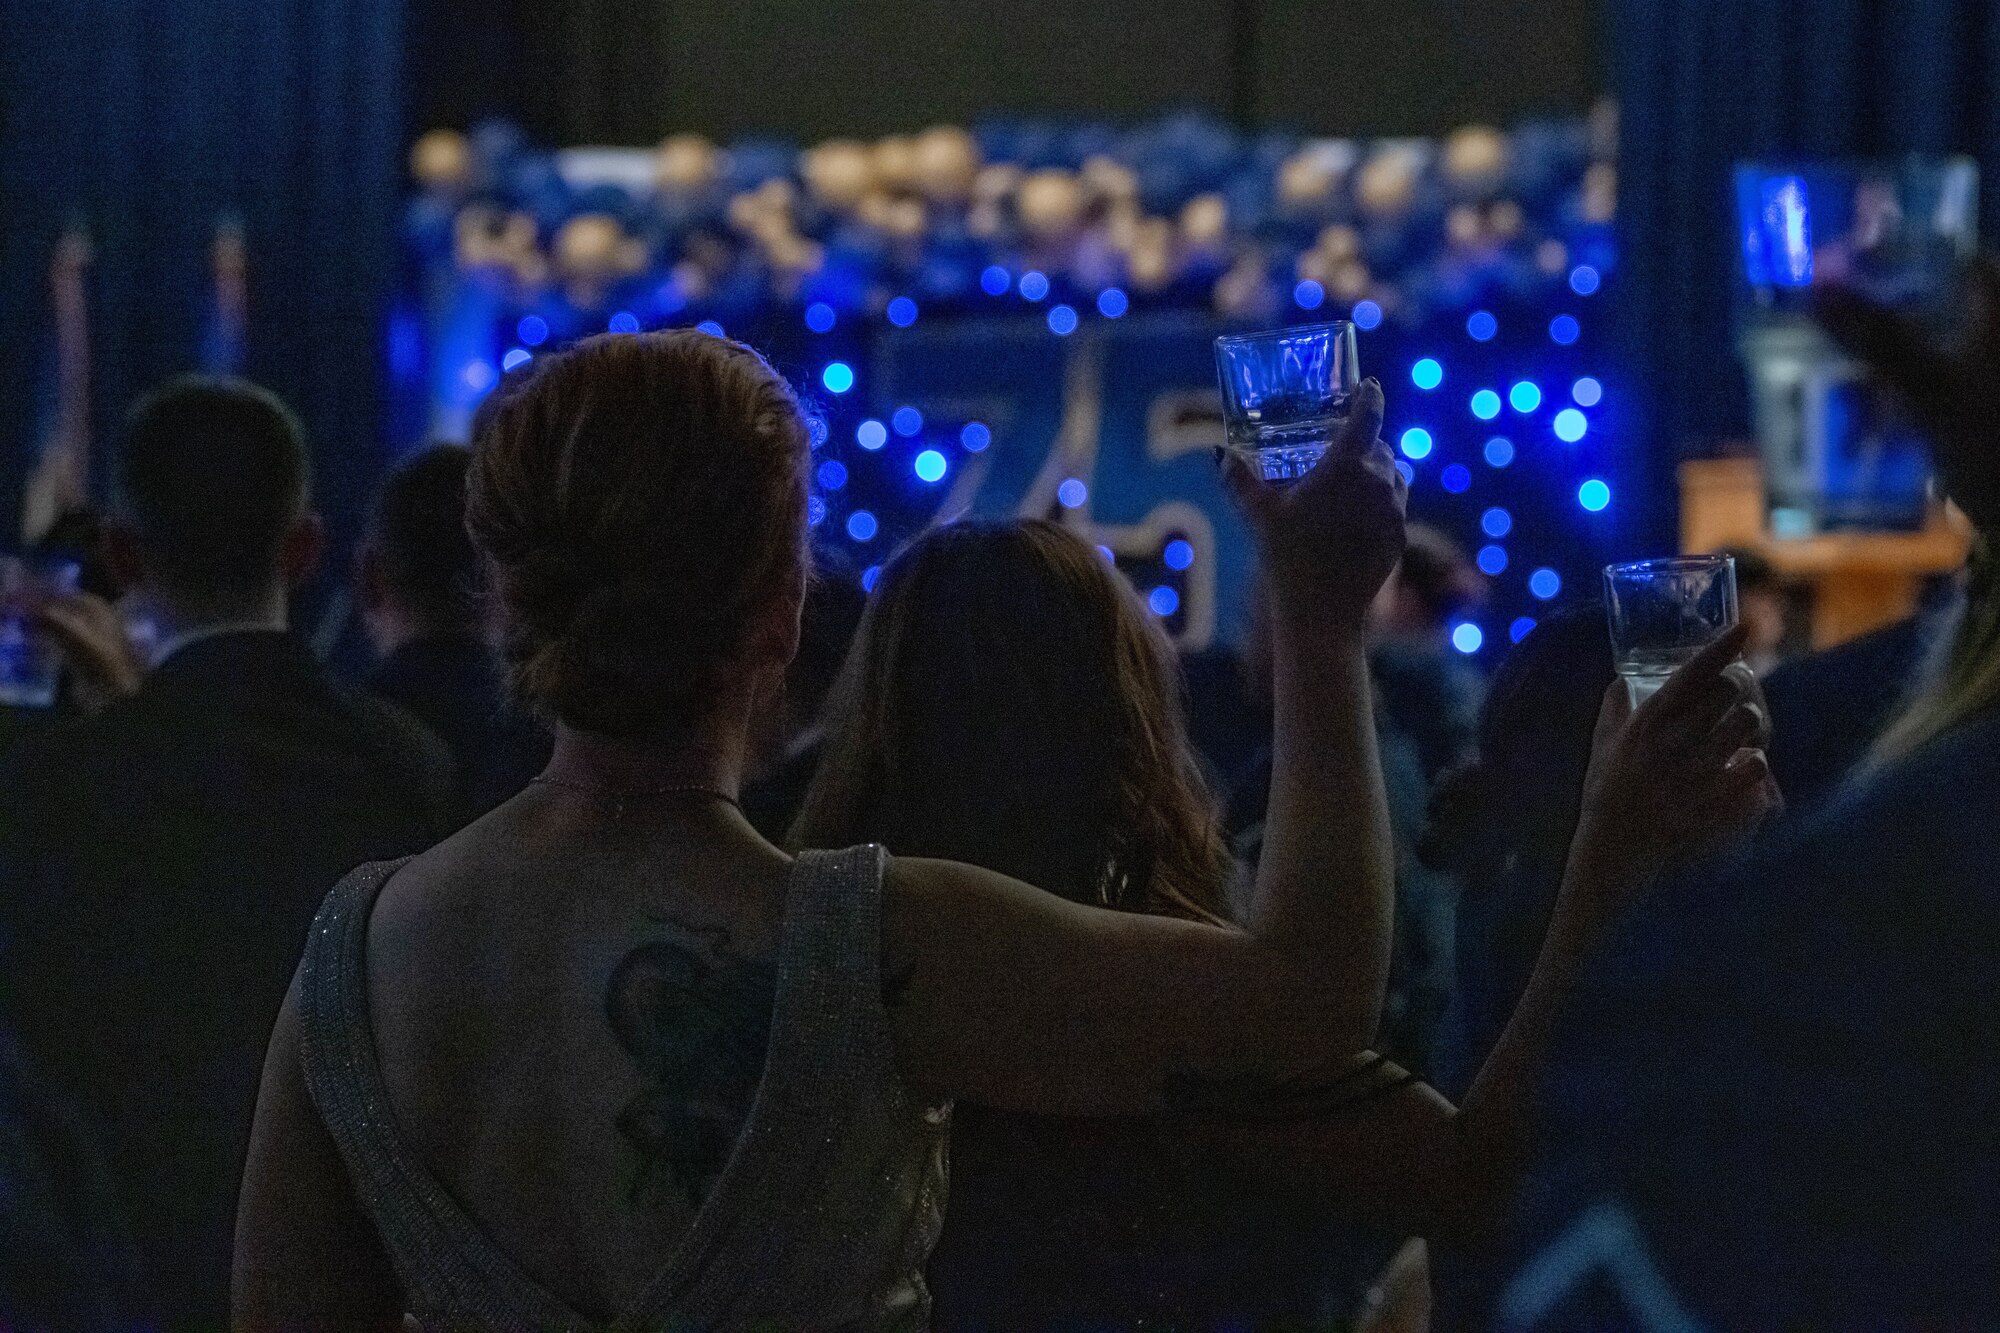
left=960, top=422, right=992, bottom=452
left=1164, top=538, right=1194, bottom=570
left=1412, top=358, right=1444, bottom=390
left=887, top=296, right=919, bottom=327
left=805, top=302, right=837, bottom=332
left=1466, top=309, right=1498, bottom=341
left=821, top=361, right=855, bottom=393
left=1057, top=477, right=1088, bottom=507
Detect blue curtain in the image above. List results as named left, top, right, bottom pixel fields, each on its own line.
left=1611, top=0, right=2000, bottom=546
left=0, top=0, right=403, bottom=556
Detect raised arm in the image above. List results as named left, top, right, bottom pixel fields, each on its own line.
left=885, top=380, right=1408, bottom=1115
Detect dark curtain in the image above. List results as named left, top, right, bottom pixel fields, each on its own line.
left=0, top=0, right=404, bottom=557
left=1612, top=0, right=2000, bottom=546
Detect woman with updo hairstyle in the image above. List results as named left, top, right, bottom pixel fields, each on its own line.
left=235, top=338, right=1769, bottom=1330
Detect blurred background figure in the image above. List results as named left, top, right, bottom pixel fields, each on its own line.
left=357, top=442, right=549, bottom=825
left=0, top=378, right=450, bottom=1327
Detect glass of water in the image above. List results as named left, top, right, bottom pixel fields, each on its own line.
left=1214, top=320, right=1359, bottom=483
left=0, top=556, right=80, bottom=709
left=1603, top=555, right=1739, bottom=709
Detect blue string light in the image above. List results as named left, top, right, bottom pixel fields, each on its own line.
left=816, top=459, right=848, bottom=491
left=1294, top=279, right=1326, bottom=310
left=1163, top=538, right=1194, bottom=570
left=696, top=320, right=725, bottom=337
left=1352, top=300, right=1384, bottom=330
left=1441, top=463, right=1471, bottom=493
left=1057, top=477, right=1088, bottom=507
left=807, top=496, right=827, bottom=527
left=501, top=347, right=532, bottom=372
left=914, top=449, right=949, bottom=483
left=1097, top=545, right=1115, bottom=562
left=1412, top=358, right=1444, bottom=390
left=960, top=421, right=992, bottom=452
left=1578, top=478, right=1611, bottom=511
left=847, top=510, right=879, bottom=541
left=821, top=361, right=855, bottom=393
left=1047, top=304, right=1079, bottom=335
left=1395, top=459, right=1416, bottom=484
left=1451, top=622, right=1485, bottom=654
left=980, top=265, right=1011, bottom=296
left=463, top=360, right=496, bottom=391
left=609, top=311, right=641, bottom=334
left=805, top=302, right=837, bottom=332
left=1466, top=309, right=1498, bottom=341
left=887, top=296, right=919, bottom=327
left=1529, top=567, right=1563, bottom=599
left=1554, top=408, right=1589, bottom=442
left=892, top=406, right=924, bottom=437
left=517, top=315, right=549, bottom=347
left=1572, top=376, right=1603, bottom=407
left=1483, top=436, right=1515, bottom=468
left=1097, top=287, right=1129, bottom=318
left=1477, top=544, right=1508, bottom=575
left=857, top=419, right=888, bottom=450
left=1482, top=507, right=1513, bottom=537
left=1019, top=270, right=1050, bottom=301
left=1510, top=381, right=1543, bottom=414
left=1549, top=314, right=1581, bottom=346
left=1399, top=427, right=1434, bottom=459
left=1510, top=616, right=1538, bottom=642
left=1148, top=586, right=1180, bottom=617
left=1470, top=389, right=1502, bottom=420
left=1570, top=264, right=1602, bottom=296
left=861, top=564, right=882, bottom=591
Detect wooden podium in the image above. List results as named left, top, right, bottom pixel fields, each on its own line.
left=1679, top=457, right=1972, bottom=649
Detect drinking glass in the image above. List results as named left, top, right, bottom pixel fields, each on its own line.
left=1603, top=555, right=1738, bottom=709
left=0, top=556, right=79, bottom=708
left=1213, top=320, right=1359, bottom=482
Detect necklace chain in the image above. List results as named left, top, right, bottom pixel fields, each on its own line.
left=530, top=774, right=741, bottom=815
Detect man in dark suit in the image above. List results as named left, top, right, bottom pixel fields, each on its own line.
left=0, top=378, right=450, bottom=1328
left=355, top=443, right=548, bottom=825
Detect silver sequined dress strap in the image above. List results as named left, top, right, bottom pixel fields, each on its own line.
left=296, top=846, right=950, bottom=1332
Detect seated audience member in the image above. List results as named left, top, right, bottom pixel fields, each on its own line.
left=792, top=519, right=1351, bottom=1327
left=739, top=548, right=867, bottom=841
left=232, top=344, right=1763, bottom=1329
left=358, top=443, right=549, bottom=822
left=1500, top=270, right=2000, bottom=1330
left=0, top=377, right=452, bottom=1328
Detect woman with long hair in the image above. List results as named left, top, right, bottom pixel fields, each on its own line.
left=232, top=332, right=1766, bottom=1330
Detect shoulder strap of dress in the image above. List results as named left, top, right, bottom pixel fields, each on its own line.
left=296, top=860, right=599, bottom=1332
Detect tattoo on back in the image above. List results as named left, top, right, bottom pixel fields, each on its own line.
left=604, top=922, right=777, bottom=1210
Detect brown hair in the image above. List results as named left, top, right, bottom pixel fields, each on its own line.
left=791, top=519, right=1231, bottom=925
left=466, top=330, right=810, bottom=737
left=1873, top=533, right=2000, bottom=764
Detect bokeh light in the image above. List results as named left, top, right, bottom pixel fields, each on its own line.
left=1019, top=270, right=1050, bottom=301
left=1057, top=477, right=1088, bottom=507
left=1470, top=389, right=1502, bottom=420
left=1047, top=304, right=1080, bottom=335
left=980, top=265, right=1011, bottom=296
left=1097, top=287, right=1130, bottom=318
left=1578, top=478, right=1611, bottom=511
left=1477, top=544, right=1508, bottom=575
left=1572, top=376, right=1603, bottom=407
left=1482, top=507, right=1513, bottom=537
left=608, top=311, right=641, bottom=334
left=805, top=302, right=837, bottom=333
left=857, top=419, right=888, bottom=450
left=501, top=347, right=532, bottom=372
left=914, top=449, right=949, bottom=483
left=816, top=459, right=848, bottom=490
left=1511, top=616, right=1538, bottom=642
left=1466, top=310, right=1498, bottom=341
left=1149, top=586, right=1180, bottom=617
left=1483, top=436, right=1516, bottom=468
left=1549, top=314, right=1581, bottom=346
left=1441, top=463, right=1471, bottom=493
left=1164, top=538, right=1195, bottom=570
left=1509, top=381, right=1542, bottom=413
left=960, top=421, right=992, bottom=452
left=821, top=361, right=855, bottom=393
left=1554, top=408, right=1589, bottom=442
left=886, top=296, right=919, bottom=328
left=1294, top=279, right=1326, bottom=310
left=1412, top=358, right=1444, bottom=390
left=1452, top=622, right=1485, bottom=654
left=1400, top=427, right=1434, bottom=459
left=1529, top=567, right=1563, bottom=599
left=1570, top=264, right=1602, bottom=296
left=1352, top=300, right=1384, bottom=330
left=892, top=406, right=924, bottom=436
left=847, top=510, right=879, bottom=541
left=516, top=315, right=549, bottom=347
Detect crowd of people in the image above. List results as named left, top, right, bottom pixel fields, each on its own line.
left=0, top=263, right=1995, bottom=1332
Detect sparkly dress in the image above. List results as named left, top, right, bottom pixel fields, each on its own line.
left=296, top=844, right=951, bottom=1331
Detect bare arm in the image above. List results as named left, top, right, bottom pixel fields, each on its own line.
left=232, top=983, right=403, bottom=1332
left=888, top=381, right=1407, bottom=1114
